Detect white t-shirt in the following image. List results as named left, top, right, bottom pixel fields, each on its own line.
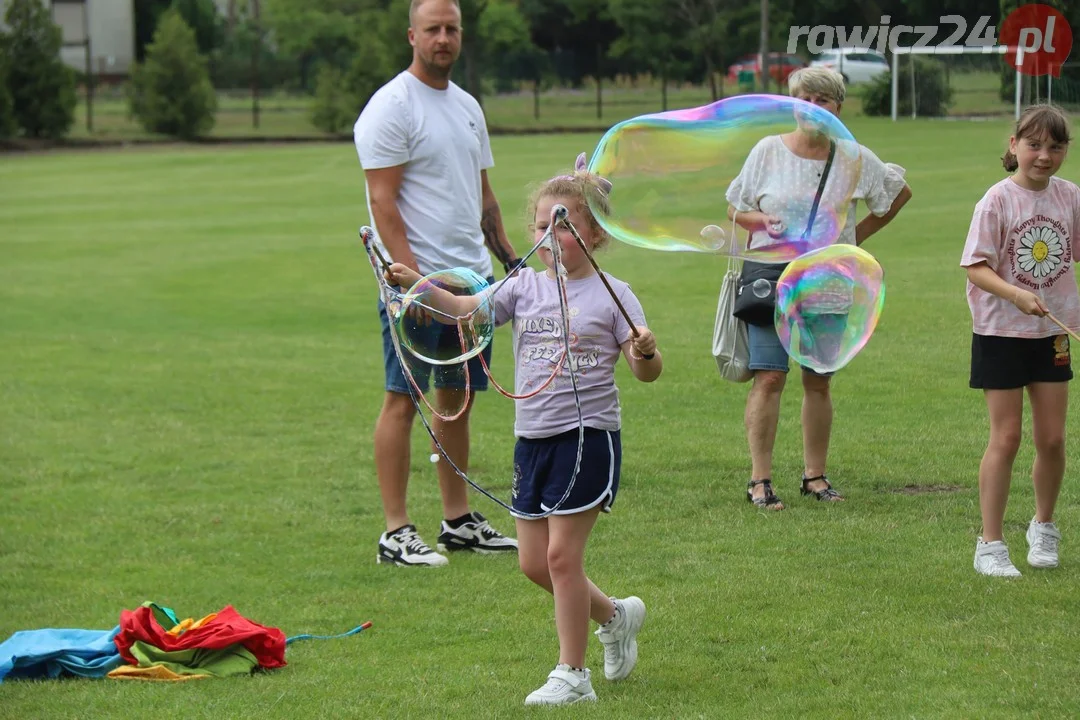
left=960, top=176, right=1080, bottom=339
left=725, top=136, right=908, bottom=249
left=354, top=71, right=495, bottom=277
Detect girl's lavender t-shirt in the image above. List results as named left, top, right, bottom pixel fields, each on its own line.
left=961, top=176, right=1080, bottom=338
left=489, top=268, right=646, bottom=439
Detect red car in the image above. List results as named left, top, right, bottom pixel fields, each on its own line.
left=726, top=53, right=807, bottom=85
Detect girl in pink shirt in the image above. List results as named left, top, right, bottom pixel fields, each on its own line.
left=960, top=104, right=1080, bottom=577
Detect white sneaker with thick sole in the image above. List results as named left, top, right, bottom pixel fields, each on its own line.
left=594, top=596, right=646, bottom=681
left=524, top=665, right=597, bottom=706
left=1026, top=519, right=1061, bottom=568
left=377, top=525, right=448, bottom=567
left=436, top=512, right=518, bottom=554
left=974, top=538, right=1022, bottom=577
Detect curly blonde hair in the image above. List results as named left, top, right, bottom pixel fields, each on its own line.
left=526, top=171, right=612, bottom=250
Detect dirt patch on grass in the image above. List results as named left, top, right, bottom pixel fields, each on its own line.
left=889, top=484, right=967, bottom=495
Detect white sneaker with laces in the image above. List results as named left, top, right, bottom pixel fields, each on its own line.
left=524, top=665, right=597, bottom=706
left=974, top=538, right=1022, bottom=577
left=1026, top=519, right=1061, bottom=568
left=436, top=511, right=518, bottom=554
left=377, top=525, right=448, bottom=567
left=594, top=596, right=646, bottom=681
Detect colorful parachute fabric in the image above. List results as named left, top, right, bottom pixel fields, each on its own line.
left=114, top=602, right=287, bottom=672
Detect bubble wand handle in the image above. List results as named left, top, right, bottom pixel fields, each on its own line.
left=1046, top=312, right=1080, bottom=345
left=554, top=208, right=654, bottom=359
left=360, top=225, right=393, bottom=274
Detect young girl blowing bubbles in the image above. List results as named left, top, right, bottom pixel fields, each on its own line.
left=387, top=159, right=662, bottom=704
left=961, top=104, right=1080, bottom=577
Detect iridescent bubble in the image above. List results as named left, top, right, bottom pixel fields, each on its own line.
left=393, top=268, right=494, bottom=366
left=774, top=245, right=885, bottom=374
left=587, top=94, right=863, bottom=263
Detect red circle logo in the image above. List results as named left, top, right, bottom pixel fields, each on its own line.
left=1001, top=4, right=1073, bottom=77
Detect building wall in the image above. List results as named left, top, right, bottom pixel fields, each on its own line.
left=0, top=0, right=135, bottom=76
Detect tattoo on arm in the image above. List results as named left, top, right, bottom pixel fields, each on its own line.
left=481, top=204, right=511, bottom=265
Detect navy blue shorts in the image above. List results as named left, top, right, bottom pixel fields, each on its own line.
left=511, top=428, right=621, bottom=518
left=379, top=287, right=493, bottom=394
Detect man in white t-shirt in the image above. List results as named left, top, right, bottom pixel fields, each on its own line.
left=354, top=0, right=521, bottom=567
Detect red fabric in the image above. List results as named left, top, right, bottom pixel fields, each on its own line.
left=114, top=605, right=286, bottom=669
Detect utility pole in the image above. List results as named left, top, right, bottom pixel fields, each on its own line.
left=759, top=0, right=769, bottom=93
left=251, top=0, right=260, bottom=129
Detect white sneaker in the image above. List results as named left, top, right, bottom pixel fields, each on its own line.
left=1026, top=519, right=1061, bottom=569
left=436, top=512, right=518, bottom=554
left=594, top=596, right=646, bottom=681
left=974, top=538, right=1022, bottom=577
left=377, top=525, right=448, bottom=567
left=524, top=665, right=597, bottom=706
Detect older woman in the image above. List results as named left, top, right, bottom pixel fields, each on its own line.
left=725, top=67, right=912, bottom=510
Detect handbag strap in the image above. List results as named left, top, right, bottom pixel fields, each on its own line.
left=728, top=211, right=743, bottom=274
left=802, top=139, right=836, bottom=242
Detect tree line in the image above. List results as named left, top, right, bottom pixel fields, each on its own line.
left=2, top=0, right=1076, bottom=140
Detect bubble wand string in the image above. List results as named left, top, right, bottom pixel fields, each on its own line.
left=360, top=227, right=472, bottom=421
left=358, top=222, right=586, bottom=519
left=553, top=204, right=654, bottom=358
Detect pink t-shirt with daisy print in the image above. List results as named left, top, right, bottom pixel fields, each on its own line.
left=961, top=176, right=1080, bottom=339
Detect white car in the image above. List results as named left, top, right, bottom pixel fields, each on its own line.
left=810, top=48, right=890, bottom=84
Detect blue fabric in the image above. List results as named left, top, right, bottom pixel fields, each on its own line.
left=747, top=322, right=835, bottom=377
left=0, top=627, right=124, bottom=682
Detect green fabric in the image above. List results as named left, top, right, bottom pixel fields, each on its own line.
left=127, top=641, right=258, bottom=678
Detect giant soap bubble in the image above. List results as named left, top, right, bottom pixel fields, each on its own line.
left=774, top=245, right=885, bottom=374
left=587, top=95, right=863, bottom=263
left=393, top=268, right=495, bottom=366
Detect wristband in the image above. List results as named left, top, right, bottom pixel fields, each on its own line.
left=503, top=258, right=523, bottom=273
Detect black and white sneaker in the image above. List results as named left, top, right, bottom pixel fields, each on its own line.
left=377, top=525, right=449, bottom=567
left=436, top=512, right=518, bottom=554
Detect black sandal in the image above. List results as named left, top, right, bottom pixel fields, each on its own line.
left=800, top=475, right=844, bottom=501
left=747, top=479, right=784, bottom=510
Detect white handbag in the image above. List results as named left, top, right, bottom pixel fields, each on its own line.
left=712, top=226, right=753, bottom=383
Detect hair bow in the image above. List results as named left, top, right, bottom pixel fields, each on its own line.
left=573, top=152, right=613, bottom=195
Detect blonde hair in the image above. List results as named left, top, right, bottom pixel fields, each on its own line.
left=409, top=0, right=460, bottom=27
left=527, top=171, right=612, bottom=250
left=788, top=66, right=846, bottom=104
left=1002, top=103, right=1072, bottom=171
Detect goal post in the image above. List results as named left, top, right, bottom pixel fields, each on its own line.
left=890, top=45, right=1021, bottom=121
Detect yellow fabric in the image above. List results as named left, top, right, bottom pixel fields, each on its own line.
left=165, top=613, right=218, bottom=637
left=107, top=665, right=211, bottom=682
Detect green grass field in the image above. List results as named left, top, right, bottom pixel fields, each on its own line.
left=3, top=117, right=1080, bottom=718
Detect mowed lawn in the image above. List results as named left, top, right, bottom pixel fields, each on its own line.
left=3, top=117, right=1080, bottom=718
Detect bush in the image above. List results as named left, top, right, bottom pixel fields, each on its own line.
left=862, top=56, right=953, bottom=117
left=311, top=65, right=353, bottom=134
left=128, top=9, right=216, bottom=138
left=1, top=0, right=77, bottom=139
left=310, top=37, right=390, bottom=134
left=344, top=38, right=391, bottom=112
